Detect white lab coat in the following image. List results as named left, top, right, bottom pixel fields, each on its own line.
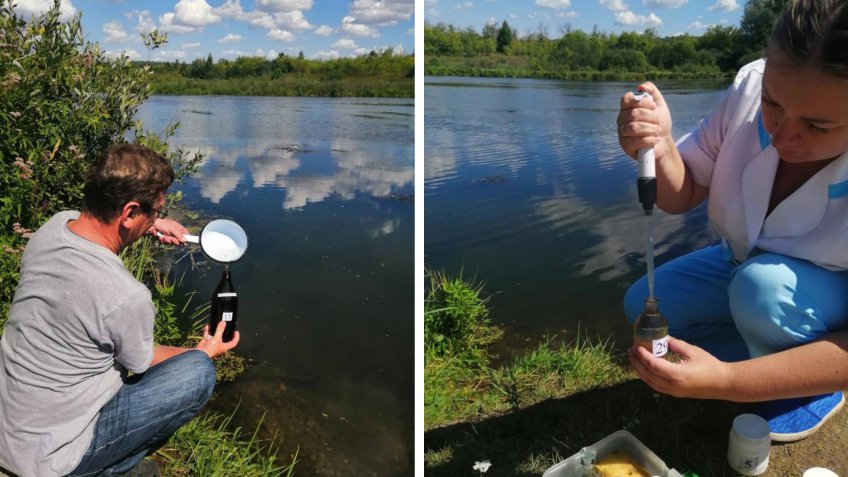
left=677, top=59, right=848, bottom=272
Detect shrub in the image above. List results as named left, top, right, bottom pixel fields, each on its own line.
left=0, top=1, right=201, bottom=324
left=424, top=269, right=501, bottom=363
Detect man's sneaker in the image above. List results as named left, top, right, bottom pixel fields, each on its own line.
left=753, top=391, right=845, bottom=442
left=122, top=459, right=159, bottom=477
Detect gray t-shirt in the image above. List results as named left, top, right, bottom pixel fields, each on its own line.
left=0, top=211, right=154, bottom=477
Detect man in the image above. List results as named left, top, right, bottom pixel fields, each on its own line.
left=0, top=144, right=239, bottom=476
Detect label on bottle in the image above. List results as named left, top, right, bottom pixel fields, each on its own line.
left=222, top=312, right=234, bottom=322
left=217, top=292, right=237, bottom=297
left=652, top=336, right=669, bottom=357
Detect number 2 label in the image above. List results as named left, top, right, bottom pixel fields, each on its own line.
left=652, top=337, right=668, bottom=357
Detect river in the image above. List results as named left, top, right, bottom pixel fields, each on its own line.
left=136, top=95, right=414, bottom=476
left=424, top=76, right=729, bottom=356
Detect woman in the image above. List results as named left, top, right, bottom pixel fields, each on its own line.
left=617, top=0, right=848, bottom=442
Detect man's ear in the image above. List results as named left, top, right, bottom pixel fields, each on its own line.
left=120, top=201, right=141, bottom=228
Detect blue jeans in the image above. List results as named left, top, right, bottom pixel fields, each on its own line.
left=67, top=350, right=216, bottom=477
left=624, top=244, right=848, bottom=362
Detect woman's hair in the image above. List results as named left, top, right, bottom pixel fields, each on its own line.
left=81, top=144, right=174, bottom=222
left=768, top=0, right=848, bottom=78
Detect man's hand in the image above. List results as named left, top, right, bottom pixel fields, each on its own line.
left=627, top=336, right=733, bottom=400
left=149, top=218, right=189, bottom=245
left=195, top=320, right=240, bottom=359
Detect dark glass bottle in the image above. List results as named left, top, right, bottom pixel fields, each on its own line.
left=210, top=270, right=238, bottom=342
left=633, top=297, right=668, bottom=358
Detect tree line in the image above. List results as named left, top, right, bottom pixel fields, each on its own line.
left=141, top=49, right=414, bottom=97
left=148, top=49, right=414, bottom=81
left=425, top=0, right=788, bottom=78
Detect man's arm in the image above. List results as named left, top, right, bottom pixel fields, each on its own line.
left=150, top=321, right=240, bottom=367
left=629, top=332, right=848, bottom=402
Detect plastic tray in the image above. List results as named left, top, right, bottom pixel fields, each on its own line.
left=542, top=430, right=682, bottom=477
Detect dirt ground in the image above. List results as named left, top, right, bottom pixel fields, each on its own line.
left=425, top=380, right=848, bottom=476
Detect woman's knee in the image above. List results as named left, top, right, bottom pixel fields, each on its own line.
left=728, top=254, right=816, bottom=354
left=623, top=278, right=648, bottom=324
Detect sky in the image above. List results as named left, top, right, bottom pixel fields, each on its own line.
left=9, top=0, right=414, bottom=62
left=425, top=0, right=746, bottom=38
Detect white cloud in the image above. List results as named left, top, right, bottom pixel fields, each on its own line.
left=688, top=20, right=713, bottom=29
left=614, top=11, right=662, bottom=26
left=241, top=11, right=277, bottom=29
left=12, top=0, right=76, bottom=22
left=182, top=42, right=201, bottom=48
left=332, top=39, right=358, bottom=49
left=315, top=25, right=334, bottom=36
left=102, top=20, right=128, bottom=42
left=406, top=28, right=414, bottom=35
left=173, top=0, right=221, bottom=27
left=215, top=0, right=244, bottom=17
left=425, top=0, right=437, bottom=5
left=643, top=0, right=686, bottom=7
left=598, top=0, right=627, bottom=11
left=218, top=33, right=242, bottom=43
left=428, top=8, right=440, bottom=17
left=348, top=0, right=414, bottom=26
left=314, top=49, right=340, bottom=60
left=274, top=10, right=312, bottom=30
left=105, top=48, right=140, bottom=60
left=353, top=44, right=403, bottom=57
left=340, top=16, right=380, bottom=37
left=535, top=0, right=571, bottom=9
left=129, top=10, right=156, bottom=35
left=267, top=28, right=295, bottom=41
left=259, top=48, right=279, bottom=60
left=159, top=12, right=199, bottom=34
left=255, top=0, right=313, bottom=12
left=222, top=49, right=252, bottom=57
left=155, top=50, right=188, bottom=60
left=453, top=2, right=473, bottom=10
left=708, top=0, right=739, bottom=12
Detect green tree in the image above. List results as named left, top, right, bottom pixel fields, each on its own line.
left=496, top=20, right=513, bottom=53
left=740, top=0, right=789, bottom=60
left=0, top=0, right=202, bottom=324
left=698, top=24, right=745, bottom=71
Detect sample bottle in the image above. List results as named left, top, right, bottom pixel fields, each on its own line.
left=633, top=297, right=668, bottom=358
left=210, top=269, right=238, bottom=342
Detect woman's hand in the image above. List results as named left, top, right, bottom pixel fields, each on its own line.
left=195, top=320, right=240, bottom=359
left=628, top=336, right=733, bottom=400
left=617, top=82, right=675, bottom=163
left=149, top=218, right=189, bottom=245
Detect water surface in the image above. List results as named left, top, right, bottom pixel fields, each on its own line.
left=425, top=76, right=728, bottom=354
left=137, top=95, right=414, bottom=475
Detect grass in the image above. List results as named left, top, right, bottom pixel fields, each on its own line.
left=423, top=270, right=811, bottom=476
left=156, top=408, right=297, bottom=476
left=424, top=269, right=638, bottom=474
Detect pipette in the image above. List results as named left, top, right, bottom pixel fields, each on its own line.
left=633, top=91, right=656, bottom=299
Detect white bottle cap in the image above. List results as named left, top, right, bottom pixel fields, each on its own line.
left=804, top=468, right=840, bottom=477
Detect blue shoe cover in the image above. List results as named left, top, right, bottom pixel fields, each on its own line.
left=753, top=391, right=844, bottom=442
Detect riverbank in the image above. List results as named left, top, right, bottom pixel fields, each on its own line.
left=425, top=55, right=733, bottom=81
left=151, top=73, right=414, bottom=98
left=424, top=272, right=848, bottom=476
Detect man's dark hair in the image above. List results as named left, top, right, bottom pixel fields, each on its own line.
left=81, top=144, right=174, bottom=222
left=768, top=0, right=848, bottom=78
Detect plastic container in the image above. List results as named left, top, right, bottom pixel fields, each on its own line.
left=542, top=430, right=683, bottom=477
left=727, top=414, right=770, bottom=476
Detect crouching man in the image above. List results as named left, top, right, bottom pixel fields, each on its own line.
left=0, top=144, right=239, bottom=476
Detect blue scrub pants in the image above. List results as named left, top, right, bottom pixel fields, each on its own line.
left=624, top=244, right=848, bottom=362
